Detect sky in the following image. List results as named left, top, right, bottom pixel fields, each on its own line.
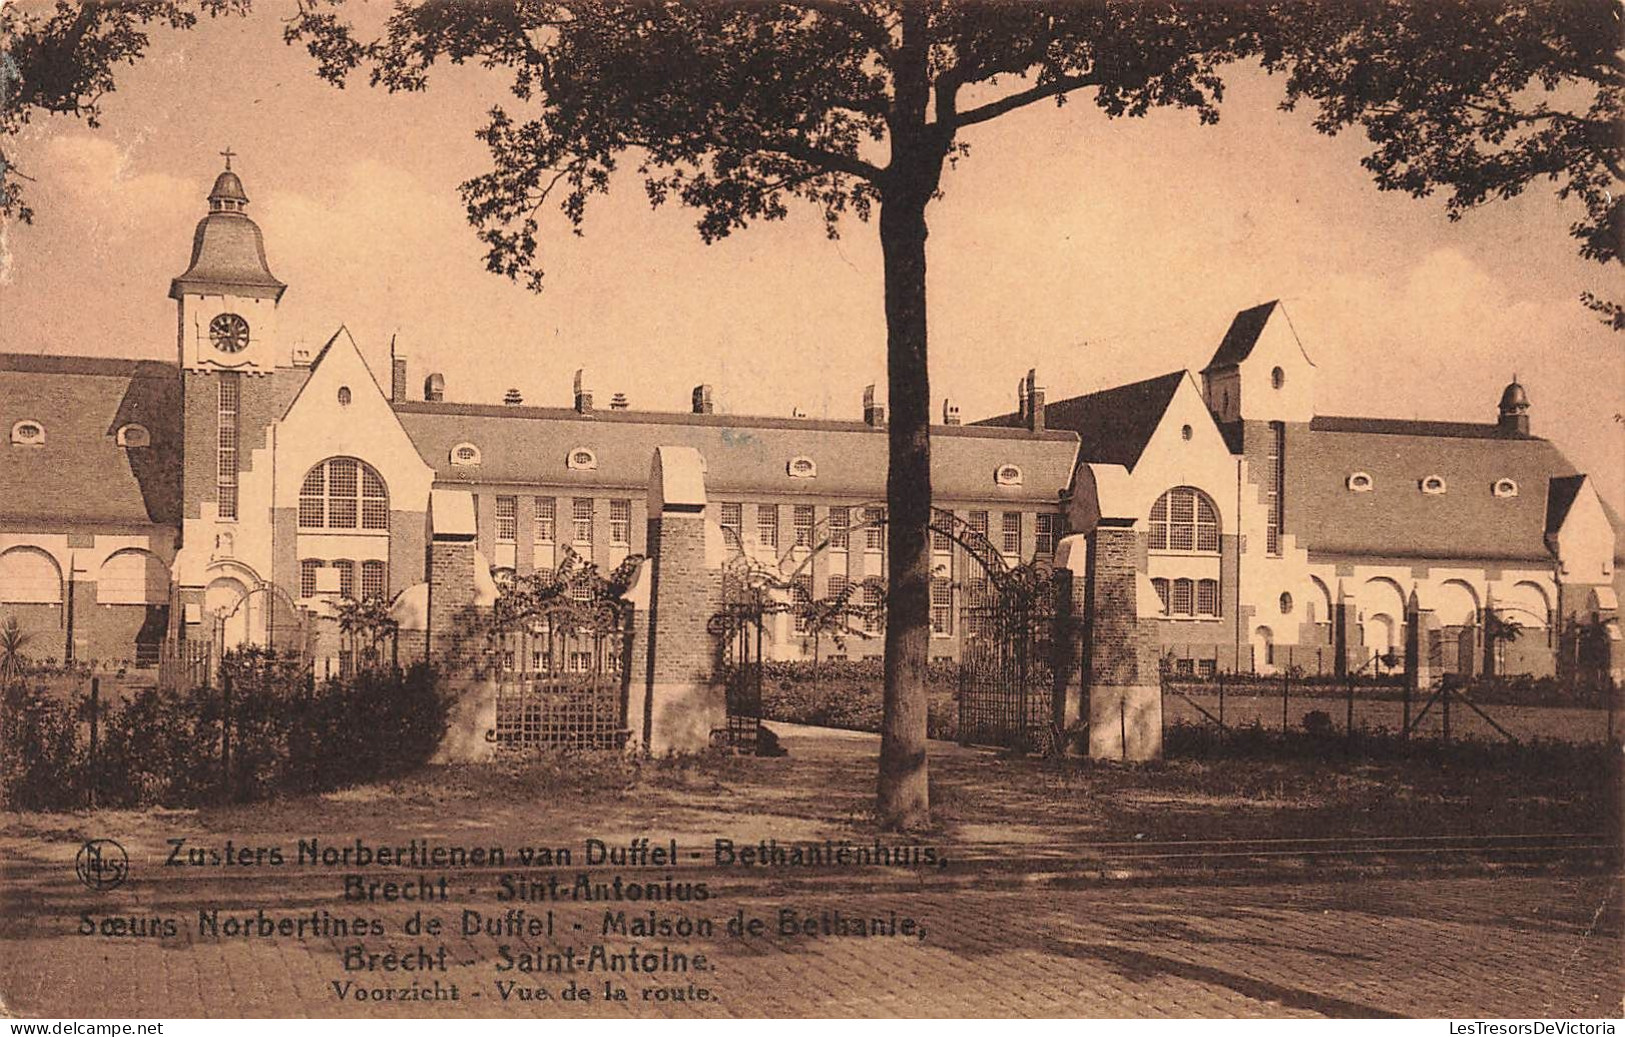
left=2, top=2, right=1621, bottom=508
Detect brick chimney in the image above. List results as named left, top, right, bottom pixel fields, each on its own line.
left=503, top=387, right=523, bottom=406
left=863, top=384, right=885, bottom=428
left=424, top=373, right=445, bottom=403
left=573, top=369, right=593, bottom=414
left=390, top=348, right=407, bottom=403
left=1024, top=368, right=1045, bottom=432
left=692, top=384, right=714, bottom=414
left=942, top=398, right=961, bottom=426
left=610, top=392, right=629, bottom=411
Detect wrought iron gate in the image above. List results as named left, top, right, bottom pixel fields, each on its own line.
left=715, top=601, right=764, bottom=753
left=958, top=567, right=1064, bottom=752
left=492, top=605, right=630, bottom=751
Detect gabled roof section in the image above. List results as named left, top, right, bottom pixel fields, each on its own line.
left=0, top=354, right=181, bottom=527
left=1546, top=474, right=1587, bottom=536
left=975, top=370, right=1186, bottom=471
left=1313, top=415, right=1536, bottom=441
left=1203, top=301, right=1278, bottom=372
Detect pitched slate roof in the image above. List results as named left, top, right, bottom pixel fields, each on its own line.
left=393, top=402, right=1079, bottom=503
left=974, top=371, right=1185, bottom=471
left=1202, top=300, right=1278, bottom=372
left=1545, top=474, right=1586, bottom=536
left=1292, top=417, right=1585, bottom=562
left=0, top=355, right=182, bottom=527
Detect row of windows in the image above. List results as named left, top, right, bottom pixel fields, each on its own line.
left=299, top=558, right=387, bottom=600
left=1151, top=577, right=1221, bottom=618
left=490, top=496, right=631, bottom=547
left=717, top=504, right=1053, bottom=556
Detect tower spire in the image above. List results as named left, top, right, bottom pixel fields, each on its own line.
left=219, top=146, right=236, bottom=171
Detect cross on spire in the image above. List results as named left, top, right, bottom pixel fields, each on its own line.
left=220, top=146, right=236, bottom=171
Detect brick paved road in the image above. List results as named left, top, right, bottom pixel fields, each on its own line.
left=2, top=856, right=1618, bottom=1018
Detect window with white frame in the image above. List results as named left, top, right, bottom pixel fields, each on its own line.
left=299, top=457, right=389, bottom=531
left=1035, top=513, right=1058, bottom=555
left=495, top=496, right=518, bottom=543
left=361, top=560, right=387, bottom=600
left=719, top=502, right=742, bottom=545
left=1148, top=487, right=1219, bottom=552
left=792, top=574, right=813, bottom=634
left=828, top=506, right=849, bottom=550
left=534, top=497, right=556, bottom=543
left=930, top=579, right=953, bottom=636
left=758, top=505, right=779, bottom=549
left=932, top=524, right=952, bottom=554
left=969, top=510, right=989, bottom=542
left=1001, top=512, right=1021, bottom=555
left=10, top=420, right=44, bottom=446
left=572, top=498, right=594, bottom=544
left=864, top=507, right=884, bottom=551
left=793, top=505, right=815, bottom=548
left=609, top=499, right=631, bottom=546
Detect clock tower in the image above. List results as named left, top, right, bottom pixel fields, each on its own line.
left=169, top=152, right=286, bottom=372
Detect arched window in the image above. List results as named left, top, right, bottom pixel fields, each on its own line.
left=0, top=546, right=62, bottom=604
left=299, top=458, right=389, bottom=530
left=1148, top=487, right=1220, bottom=552
left=98, top=549, right=168, bottom=605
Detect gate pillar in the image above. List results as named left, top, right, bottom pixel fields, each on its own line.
left=1051, top=534, right=1091, bottom=744
left=1084, top=520, right=1163, bottom=761
left=427, top=488, right=500, bottom=763
left=632, top=446, right=727, bottom=754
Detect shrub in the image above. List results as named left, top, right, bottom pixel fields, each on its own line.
left=758, top=659, right=960, bottom=739
left=0, top=680, right=84, bottom=811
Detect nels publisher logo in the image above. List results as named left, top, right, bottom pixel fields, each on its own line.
left=75, top=839, right=129, bottom=892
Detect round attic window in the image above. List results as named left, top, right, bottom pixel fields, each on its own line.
left=566, top=447, right=599, bottom=471
left=337, top=386, right=353, bottom=406
left=1271, top=367, right=1285, bottom=390
left=994, top=464, right=1024, bottom=487
left=1347, top=472, right=1373, bottom=493
left=787, top=456, right=817, bottom=479
left=1181, top=424, right=1193, bottom=441
left=1420, top=475, right=1447, bottom=495
left=1493, top=478, right=1519, bottom=499
left=450, top=442, right=482, bottom=466
left=117, top=423, right=150, bottom=448
left=10, top=420, right=43, bottom=446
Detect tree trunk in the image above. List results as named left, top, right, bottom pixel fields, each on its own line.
left=876, top=187, right=933, bottom=831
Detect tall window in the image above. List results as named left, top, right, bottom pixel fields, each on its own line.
left=217, top=373, right=239, bottom=520
left=969, top=510, right=989, bottom=541
left=932, top=523, right=952, bottom=554
left=299, top=458, right=389, bottom=530
left=1170, top=578, right=1194, bottom=616
left=1001, top=512, right=1021, bottom=555
left=758, top=504, right=779, bottom=549
left=792, top=574, right=813, bottom=634
left=862, top=582, right=883, bottom=634
left=495, top=496, right=518, bottom=543
left=572, top=498, right=594, bottom=545
left=332, top=559, right=356, bottom=599
left=361, top=560, right=387, bottom=600
left=1196, top=578, right=1219, bottom=617
left=827, top=573, right=849, bottom=600
left=930, top=579, right=953, bottom=636
left=1148, top=487, right=1220, bottom=552
left=828, top=507, right=850, bottom=550
left=1035, top=514, right=1058, bottom=555
left=720, top=502, right=742, bottom=545
left=1266, top=421, right=1285, bottom=556
left=609, top=499, right=631, bottom=546
left=793, top=505, right=815, bottom=548
left=863, top=507, right=884, bottom=551
left=1152, top=577, right=1170, bottom=615
left=534, top=497, right=556, bottom=543
left=300, top=559, right=321, bottom=599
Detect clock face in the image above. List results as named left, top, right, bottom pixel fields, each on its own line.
left=209, top=313, right=251, bottom=354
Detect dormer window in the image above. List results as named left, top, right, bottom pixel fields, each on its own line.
left=10, top=420, right=43, bottom=446
left=787, top=456, right=817, bottom=479
left=116, top=424, right=150, bottom=448
left=566, top=447, right=598, bottom=471
left=1420, top=475, right=1447, bottom=495
left=1347, top=472, right=1373, bottom=493
left=450, top=442, right=482, bottom=466
left=1492, top=478, right=1519, bottom=499
left=994, top=464, right=1023, bottom=487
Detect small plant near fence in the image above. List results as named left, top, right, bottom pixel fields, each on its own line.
left=759, top=659, right=961, bottom=740
left=0, top=647, right=451, bottom=811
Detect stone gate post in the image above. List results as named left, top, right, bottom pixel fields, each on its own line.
left=1084, top=519, right=1163, bottom=760
left=630, top=446, right=727, bottom=754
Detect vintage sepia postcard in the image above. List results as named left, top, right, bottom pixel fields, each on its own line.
left=0, top=0, right=1621, bottom=1023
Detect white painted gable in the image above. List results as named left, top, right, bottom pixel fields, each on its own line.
left=1237, top=303, right=1317, bottom=423
left=1554, top=475, right=1616, bottom=585
left=273, top=327, right=435, bottom=511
